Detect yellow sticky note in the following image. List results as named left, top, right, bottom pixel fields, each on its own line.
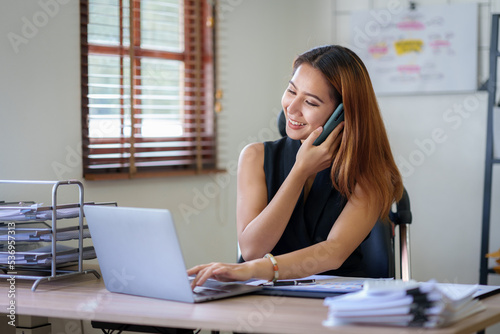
left=394, top=39, right=423, bottom=55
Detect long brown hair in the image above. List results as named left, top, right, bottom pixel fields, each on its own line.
left=293, top=45, right=403, bottom=220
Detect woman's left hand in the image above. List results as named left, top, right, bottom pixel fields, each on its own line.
left=294, top=122, right=344, bottom=176
left=187, top=262, right=254, bottom=288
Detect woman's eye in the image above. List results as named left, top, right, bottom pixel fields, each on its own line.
left=306, top=100, right=319, bottom=107
left=287, top=88, right=296, bottom=95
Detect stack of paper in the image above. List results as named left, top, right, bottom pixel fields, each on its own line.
left=0, top=244, right=96, bottom=266
left=0, top=205, right=81, bottom=221
left=323, top=280, right=485, bottom=328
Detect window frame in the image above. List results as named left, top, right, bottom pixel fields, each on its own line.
left=80, top=0, right=219, bottom=181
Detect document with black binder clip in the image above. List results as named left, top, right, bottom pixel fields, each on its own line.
left=323, top=280, right=490, bottom=328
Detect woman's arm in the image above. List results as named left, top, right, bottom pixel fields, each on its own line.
left=237, top=125, right=341, bottom=260
left=272, top=183, right=380, bottom=278
left=236, top=142, right=308, bottom=260
left=188, top=182, right=381, bottom=286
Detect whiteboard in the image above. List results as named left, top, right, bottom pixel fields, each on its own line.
left=350, top=3, right=478, bottom=95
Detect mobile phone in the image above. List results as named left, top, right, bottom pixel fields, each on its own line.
left=313, top=103, right=344, bottom=146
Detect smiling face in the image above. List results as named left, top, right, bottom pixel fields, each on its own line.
left=281, top=63, right=337, bottom=142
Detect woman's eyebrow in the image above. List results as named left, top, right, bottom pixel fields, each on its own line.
left=289, top=80, right=325, bottom=104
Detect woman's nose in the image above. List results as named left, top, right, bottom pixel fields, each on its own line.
left=286, top=97, right=300, bottom=115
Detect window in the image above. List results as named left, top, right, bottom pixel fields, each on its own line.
left=80, top=0, right=216, bottom=180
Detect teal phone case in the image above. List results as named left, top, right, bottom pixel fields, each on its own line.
left=313, top=103, right=344, bottom=146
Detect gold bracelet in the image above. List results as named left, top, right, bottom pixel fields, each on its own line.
left=264, top=253, right=279, bottom=282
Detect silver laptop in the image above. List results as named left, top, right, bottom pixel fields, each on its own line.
left=83, top=205, right=261, bottom=303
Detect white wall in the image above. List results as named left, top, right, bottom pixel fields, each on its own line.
left=1, top=0, right=500, bottom=333
left=333, top=0, right=500, bottom=287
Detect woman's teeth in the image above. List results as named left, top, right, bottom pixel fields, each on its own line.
left=289, top=119, right=306, bottom=126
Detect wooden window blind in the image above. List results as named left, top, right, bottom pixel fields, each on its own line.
left=80, top=0, right=216, bottom=180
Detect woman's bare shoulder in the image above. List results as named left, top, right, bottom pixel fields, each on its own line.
left=239, top=142, right=265, bottom=162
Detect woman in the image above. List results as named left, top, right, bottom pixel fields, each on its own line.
left=189, top=45, right=403, bottom=287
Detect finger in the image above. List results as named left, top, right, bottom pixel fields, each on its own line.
left=192, top=264, right=221, bottom=288
left=212, top=267, right=234, bottom=282
left=304, top=126, right=323, bottom=146
left=191, top=269, right=208, bottom=288
left=187, top=266, right=199, bottom=276
left=188, top=264, right=213, bottom=288
left=322, top=121, right=344, bottom=146
left=187, top=263, right=208, bottom=276
left=329, top=123, right=344, bottom=148
left=211, top=269, right=228, bottom=282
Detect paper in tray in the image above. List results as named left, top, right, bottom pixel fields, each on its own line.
left=0, top=244, right=96, bottom=266
left=0, top=204, right=81, bottom=221
left=0, top=226, right=91, bottom=242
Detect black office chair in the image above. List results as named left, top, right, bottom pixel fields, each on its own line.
left=360, top=188, right=412, bottom=280
left=277, top=110, right=412, bottom=280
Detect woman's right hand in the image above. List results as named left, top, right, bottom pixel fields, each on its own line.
left=188, top=262, right=254, bottom=288
left=187, top=258, right=273, bottom=288
left=294, top=122, right=344, bottom=176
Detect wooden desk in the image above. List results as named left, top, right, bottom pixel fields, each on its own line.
left=1, top=274, right=500, bottom=334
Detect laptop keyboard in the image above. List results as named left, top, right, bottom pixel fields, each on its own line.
left=193, top=286, right=226, bottom=296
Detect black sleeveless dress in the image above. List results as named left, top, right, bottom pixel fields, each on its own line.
left=261, top=136, right=364, bottom=276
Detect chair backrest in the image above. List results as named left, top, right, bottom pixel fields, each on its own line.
left=360, top=187, right=412, bottom=279
left=360, top=220, right=395, bottom=278
left=390, top=187, right=412, bottom=280
left=277, top=110, right=287, bottom=137
left=276, top=109, right=412, bottom=280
